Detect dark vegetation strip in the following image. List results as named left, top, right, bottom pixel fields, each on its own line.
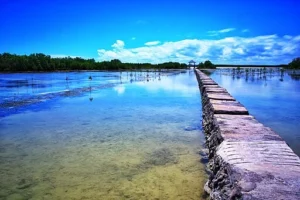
left=1, top=53, right=300, bottom=72
left=0, top=53, right=187, bottom=72
left=198, top=58, right=299, bottom=69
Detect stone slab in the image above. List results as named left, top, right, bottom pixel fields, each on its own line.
left=214, top=114, right=283, bottom=141
left=218, top=140, right=300, bottom=170
left=206, top=93, right=235, bottom=101
left=213, top=114, right=300, bottom=199
left=210, top=100, right=249, bottom=115
left=204, top=88, right=227, bottom=93
left=202, top=84, right=222, bottom=89
left=201, top=85, right=223, bottom=94
left=216, top=140, right=300, bottom=199
left=199, top=76, right=211, bottom=80
left=201, top=80, right=217, bottom=85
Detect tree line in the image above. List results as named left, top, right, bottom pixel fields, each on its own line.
left=0, top=53, right=188, bottom=72
left=197, top=58, right=300, bottom=69
left=286, top=57, right=300, bottom=69
left=2, top=53, right=297, bottom=71
left=198, top=60, right=216, bottom=69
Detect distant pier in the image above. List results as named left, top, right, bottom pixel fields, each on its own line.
left=195, top=69, right=300, bottom=199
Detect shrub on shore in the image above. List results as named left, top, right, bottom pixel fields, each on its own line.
left=198, top=60, right=216, bottom=69
left=286, top=57, right=300, bottom=69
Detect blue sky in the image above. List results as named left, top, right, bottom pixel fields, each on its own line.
left=1, top=0, right=300, bottom=64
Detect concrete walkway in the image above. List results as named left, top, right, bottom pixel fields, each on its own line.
left=195, top=69, right=300, bottom=200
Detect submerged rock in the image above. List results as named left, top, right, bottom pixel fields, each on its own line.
left=204, top=181, right=211, bottom=194
left=17, top=178, right=33, bottom=190
left=145, top=148, right=178, bottom=166
left=198, top=148, right=209, bottom=157
left=184, top=126, right=197, bottom=131
left=184, top=124, right=201, bottom=131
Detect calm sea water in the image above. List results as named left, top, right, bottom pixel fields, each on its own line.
left=0, top=70, right=208, bottom=200
left=209, top=68, right=300, bottom=156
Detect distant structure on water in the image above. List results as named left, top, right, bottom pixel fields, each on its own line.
left=188, top=60, right=196, bottom=68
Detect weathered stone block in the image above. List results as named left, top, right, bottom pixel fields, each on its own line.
left=206, top=93, right=235, bottom=101
left=214, top=114, right=283, bottom=141
left=204, top=88, right=228, bottom=93
left=210, top=100, right=249, bottom=115
left=201, top=80, right=218, bottom=85
left=201, top=85, right=223, bottom=94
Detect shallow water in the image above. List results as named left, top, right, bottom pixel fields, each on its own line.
left=0, top=70, right=208, bottom=200
left=209, top=68, right=300, bottom=156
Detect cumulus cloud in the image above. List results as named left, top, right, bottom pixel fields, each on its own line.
left=145, top=41, right=161, bottom=46
left=111, top=40, right=125, bottom=49
left=207, top=28, right=236, bottom=36
left=97, top=35, right=300, bottom=65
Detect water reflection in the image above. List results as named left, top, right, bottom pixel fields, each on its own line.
left=89, top=86, right=93, bottom=102
left=210, top=68, right=300, bottom=156
left=113, top=85, right=125, bottom=95
left=214, top=67, right=300, bottom=83
left=291, top=74, right=300, bottom=81
left=135, top=73, right=198, bottom=96
left=1, top=70, right=185, bottom=113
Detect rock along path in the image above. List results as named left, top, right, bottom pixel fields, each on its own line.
left=195, top=69, right=300, bottom=200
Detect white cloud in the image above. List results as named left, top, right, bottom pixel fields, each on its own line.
left=242, top=29, right=249, bottom=33
left=207, top=28, right=236, bottom=36
left=111, top=40, right=125, bottom=49
left=97, top=35, right=300, bottom=65
left=235, top=48, right=245, bottom=55
left=222, top=47, right=232, bottom=57
left=219, top=28, right=236, bottom=33
left=144, top=41, right=161, bottom=46
left=131, top=37, right=136, bottom=40
left=113, top=85, right=125, bottom=95
left=294, top=35, right=300, bottom=41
